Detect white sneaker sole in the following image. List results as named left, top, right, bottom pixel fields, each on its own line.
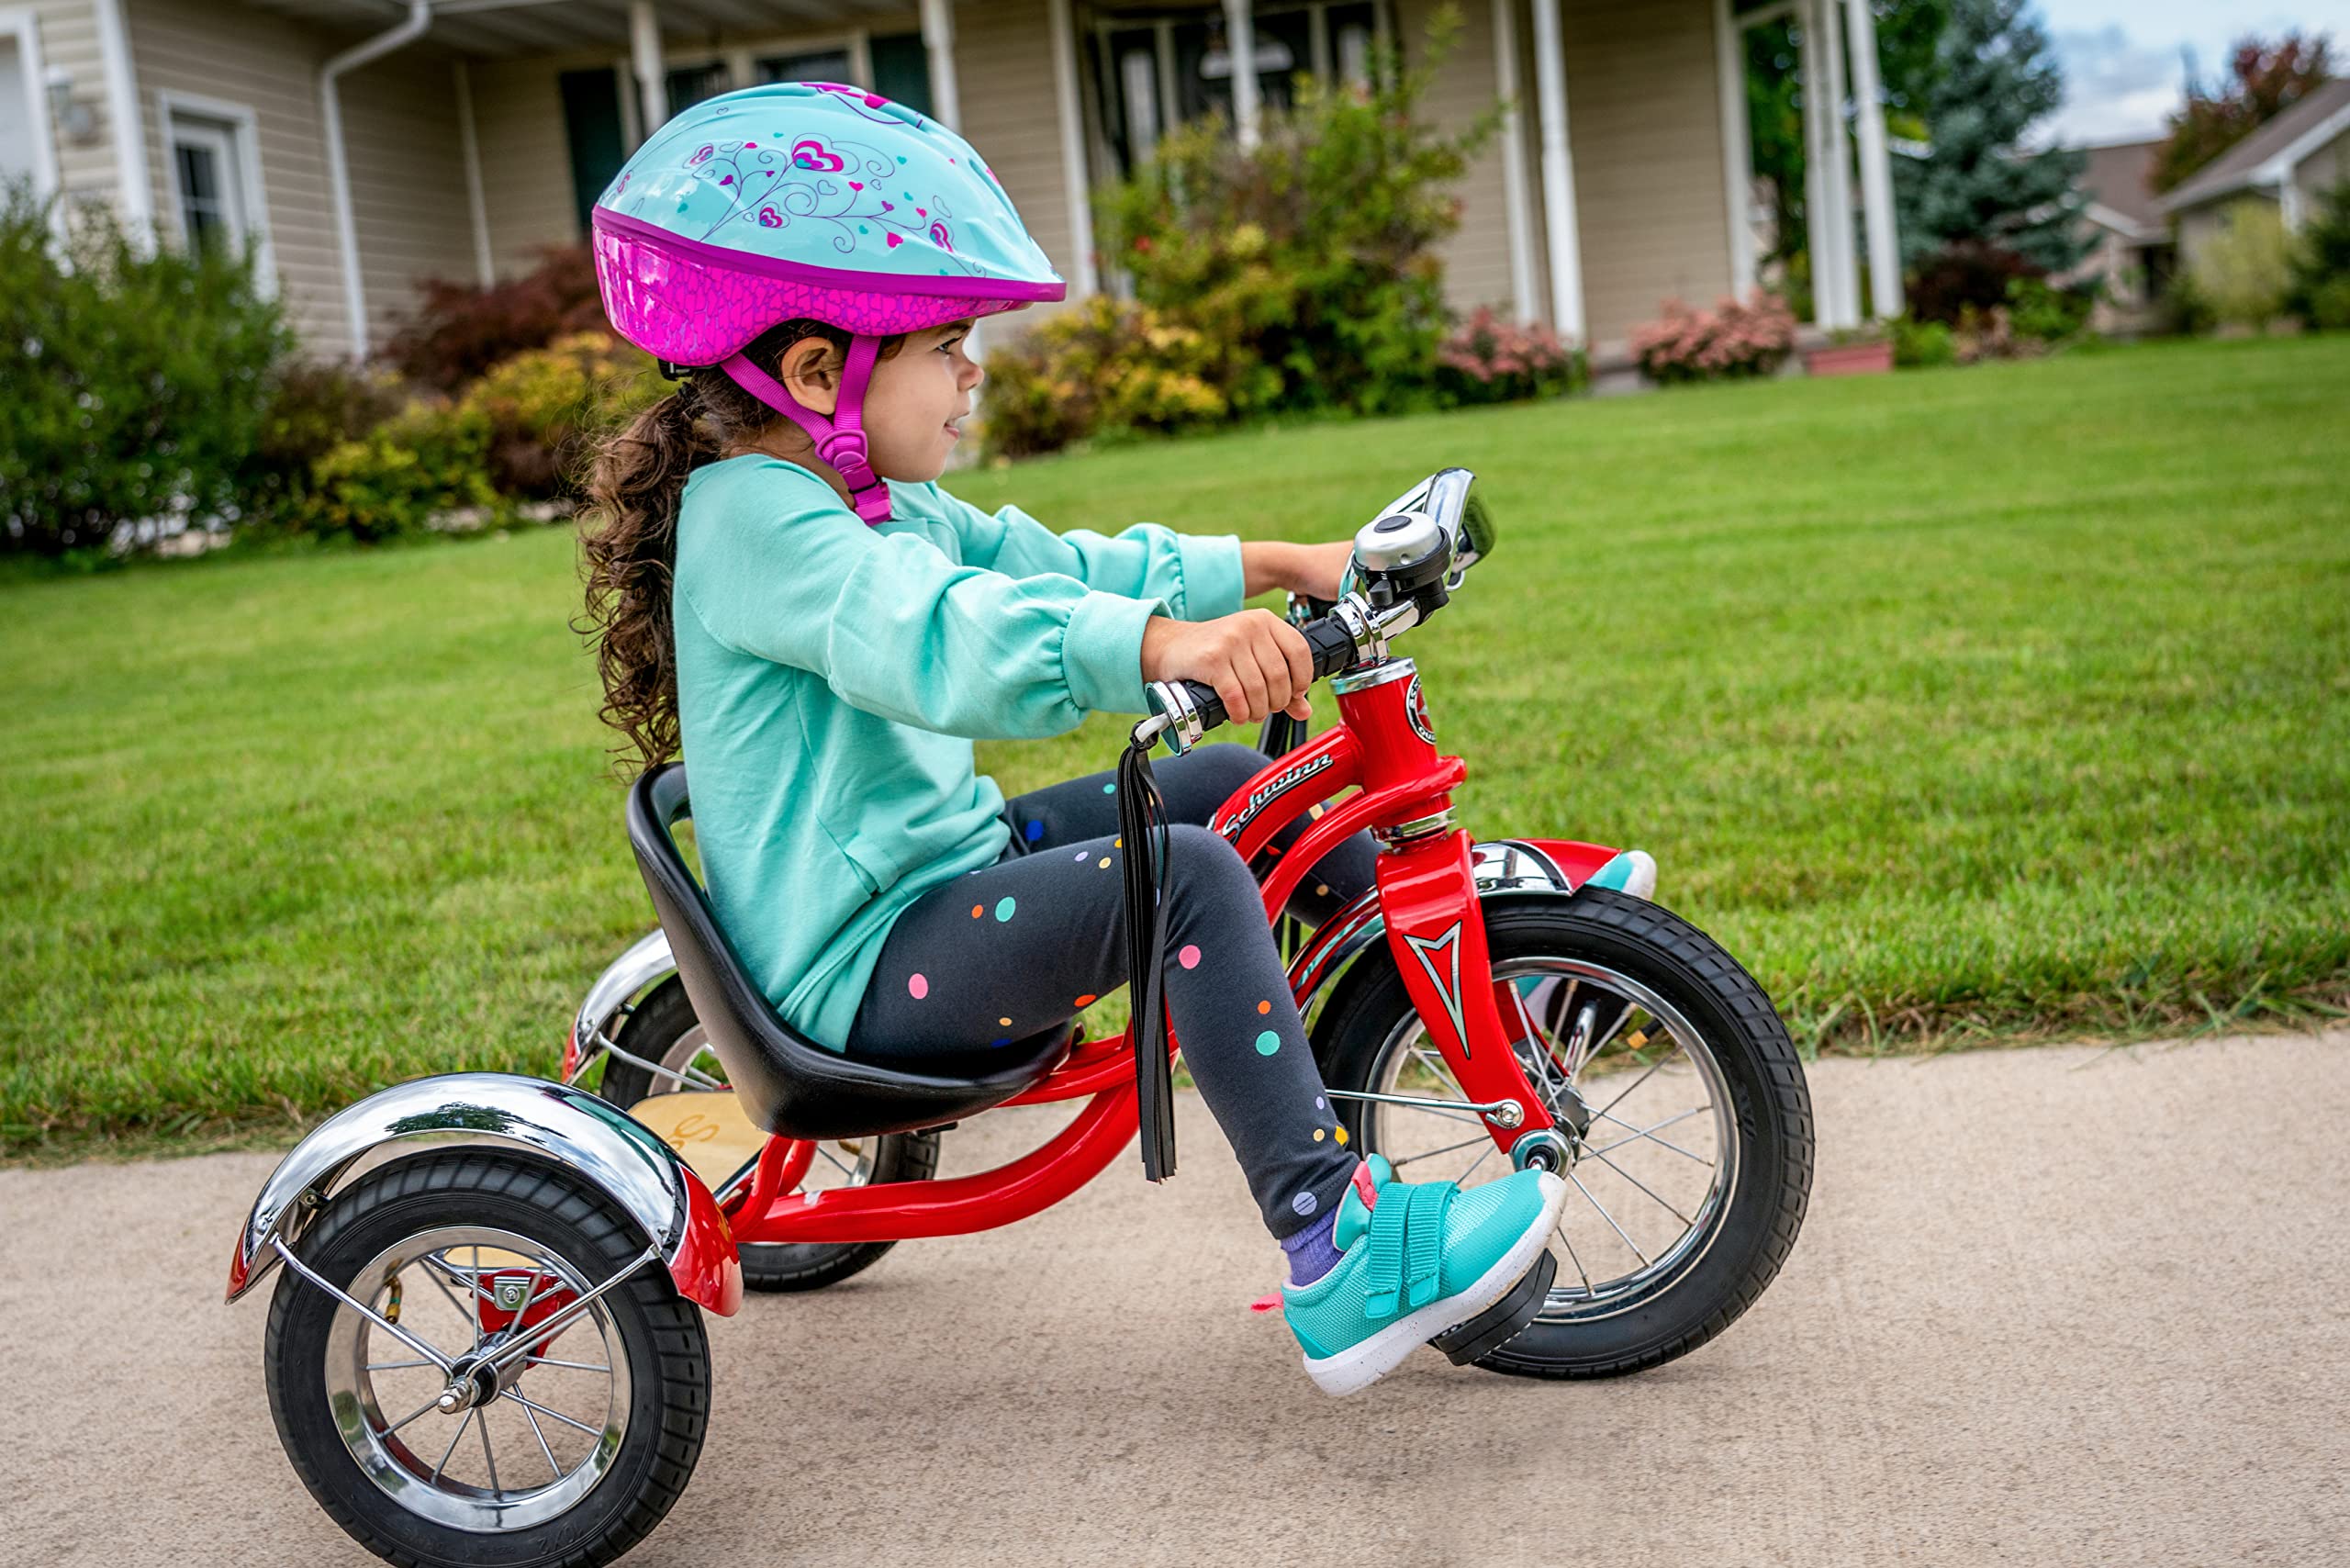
left=1300, top=1171, right=1569, bottom=1397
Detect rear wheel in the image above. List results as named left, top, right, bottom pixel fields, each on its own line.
left=263, top=1148, right=709, bottom=1568
left=597, top=976, right=939, bottom=1293
left=1314, top=889, right=1813, bottom=1379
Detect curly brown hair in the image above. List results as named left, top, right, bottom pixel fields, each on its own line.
left=577, top=320, right=908, bottom=769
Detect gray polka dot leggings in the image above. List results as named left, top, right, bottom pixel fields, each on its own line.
left=843, top=743, right=1377, bottom=1239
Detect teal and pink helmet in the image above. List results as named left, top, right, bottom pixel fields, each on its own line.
left=592, top=82, right=1065, bottom=521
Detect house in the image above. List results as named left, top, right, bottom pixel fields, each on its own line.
left=3, top=0, right=1905, bottom=366
left=2061, top=137, right=2172, bottom=331
left=2155, top=75, right=2350, bottom=276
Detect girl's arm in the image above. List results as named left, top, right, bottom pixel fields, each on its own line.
left=924, top=485, right=1246, bottom=622
left=680, top=465, right=1166, bottom=736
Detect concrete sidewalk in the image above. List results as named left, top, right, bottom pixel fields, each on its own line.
left=2, top=1029, right=2344, bottom=1567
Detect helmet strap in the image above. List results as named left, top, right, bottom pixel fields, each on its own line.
left=719, top=333, right=891, bottom=523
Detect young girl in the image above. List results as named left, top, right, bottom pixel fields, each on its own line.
left=579, top=82, right=1564, bottom=1395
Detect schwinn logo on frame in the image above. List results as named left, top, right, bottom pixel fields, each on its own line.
left=1220, top=752, right=1337, bottom=841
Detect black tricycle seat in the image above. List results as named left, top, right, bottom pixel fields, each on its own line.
left=626, top=764, right=1072, bottom=1140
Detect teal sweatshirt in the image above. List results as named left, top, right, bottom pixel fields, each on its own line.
left=671, top=454, right=1248, bottom=1052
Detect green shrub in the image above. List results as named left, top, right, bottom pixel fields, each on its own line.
left=2192, top=199, right=2292, bottom=327
left=386, top=244, right=604, bottom=392
left=2286, top=175, right=2350, bottom=329
left=2154, top=269, right=2215, bottom=336
left=458, top=330, right=668, bottom=498
left=1892, top=315, right=1958, bottom=366
left=286, top=398, right=505, bottom=543
left=241, top=359, right=408, bottom=520
left=0, top=184, right=293, bottom=557
left=979, top=297, right=1228, bottom=459
left=1091, top=6, right=1496, bottom=428
left=2004, top=275, right=2095, bottom=342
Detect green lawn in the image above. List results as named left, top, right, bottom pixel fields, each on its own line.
left=5, top=336, right=2345, bottom=1158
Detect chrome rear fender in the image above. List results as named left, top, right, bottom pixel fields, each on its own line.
left=224, top=1071, right=742, bottom=1316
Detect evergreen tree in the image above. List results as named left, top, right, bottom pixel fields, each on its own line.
left=1893, top=0, right=2088, bottom=273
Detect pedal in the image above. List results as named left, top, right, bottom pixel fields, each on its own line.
left=1427, top=1250, right=1557, bottom=1366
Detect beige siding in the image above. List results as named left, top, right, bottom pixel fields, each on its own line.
left=2290, top=125, right=2350, bottom=217
left=952, top=0, right=1081, bottom=297
left=473, top=50, right=582, bottom=272
left=2176, top=194, right=2273, bottom=278
left=1398, top=0, right=1519, bottom=316
left=23, top=0, right=117, bottom=210
left=127, top=0, right=472, bottom=355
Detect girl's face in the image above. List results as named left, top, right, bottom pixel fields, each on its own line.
left=773, top=320, right=984, bottom=490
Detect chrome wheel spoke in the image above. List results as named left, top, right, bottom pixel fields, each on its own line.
left=431, top=1409, right=474, bottom=1484
left=1566, top=1168, right=1651, bottom=1268
left=1553, top=1220, right=1595, bottom=1296
left=382, top=1392, right=444, bottom=1439
left=1583, top=1146, right=1695, bottom=1227
left=524, top=1355, right=611, bottom=1373
left=476, top=1404, right=501, bottom=1494
left=1587, top=1105, right=1713, bottom=1164
left=520, top=1399, right=563, bottom=1483
left=815, top=1141, right=860, bottom=1182
left=365, top=1358, right=437, bottom=1372
left=1387, top=1132, right=1494, bottom=1169
left=504, top=1390, right=602, bottom=1439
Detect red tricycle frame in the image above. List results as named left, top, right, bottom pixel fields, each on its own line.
left=715, top=659, right=1624, bottom=1249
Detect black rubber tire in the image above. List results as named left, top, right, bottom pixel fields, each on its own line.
left=596, top=976, right=939, bottom=1293
left=1313, top=888, right=1814, bottom=1380
left=263, top=1148, right=710, bottom=1568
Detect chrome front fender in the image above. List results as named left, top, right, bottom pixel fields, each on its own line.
left=565, top=927, right=678, bottom=1083
left=225, top=1071, right=741, bottom=1316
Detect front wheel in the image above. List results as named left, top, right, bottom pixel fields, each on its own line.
left=263, top=1148, right=710, bottom=1568
left=1314, top=888, right=1813, bottom=1379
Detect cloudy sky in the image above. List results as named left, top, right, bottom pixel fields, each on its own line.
left=2042, top=0, right=2349, bottom=146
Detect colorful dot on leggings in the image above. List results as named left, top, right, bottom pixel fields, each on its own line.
left=992, top=1037, right=1011, bottom=1047
left=1098, top=857, right=1112, bottom=868
left=1024, top=819, right=1046, bottom=842
left=971, top=904, right=983, bottom=918
left=1308, top=804, right=1324, bottom=820
left=1291, top=1190, right=1318, bottom=1216
left=994, top=896, right=1017, bottom=922
left=1178, top=944, right=1201, bottom=969
left=1313, top=1127, right=1326, bottom=1142
left=1074, top=849, right=1089, bottom=861
left=1114, top=836, right=1123, bottom=847
left=1335, top=1126, right=1349, bottom=1146
left=1315, top=883, right=1330, bottom=897
left=1102, top=782, right=1115, bottom=793
left=1315, top=1095, right=1326, bottom=1110
left=907, top=972, right=929, bottom=1000
left=1257, top=999, right=1272, bottom=1014
left=1255, top=1029, right=1281, bottom=1056
left=999, top=1015, right=1013, bottom=1027
left=1076, top=993, right=1097, bottom=1007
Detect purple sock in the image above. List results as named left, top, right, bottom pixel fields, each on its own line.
left=1281, top=1213, right=1344, bottom=1285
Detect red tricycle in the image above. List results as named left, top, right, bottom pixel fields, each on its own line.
left=228, top=468, right=1814, bottom=1567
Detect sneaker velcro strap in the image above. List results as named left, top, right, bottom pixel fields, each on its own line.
left=1362, top=1181, right=1458, bottom=1322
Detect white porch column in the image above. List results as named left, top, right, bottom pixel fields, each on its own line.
left=919, top=0, right=961, bottom=130
left=1493, top=0, right=1539, bottom=319
left=1713, top=0, right=1756, bottom=297
left=1046, top=0, right=1098, bottom=297
left=628, top=1, right=666, bottom=145
left=1528, top=0, right=1584, bottom=342
left=1817, top=0, right=1859, bottom=327
left=1842, top=0, right=1902, bottom=317
left=1798, top=0, right=1830, bottom=325
left=90, top=0, right=153, bottom=248
left=1225, top=0, right=1260, bottom=151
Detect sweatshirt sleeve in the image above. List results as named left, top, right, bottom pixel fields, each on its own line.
left=677, top=462, right=1164, bottom=734
left=926, top=483, right=1248, bottom=622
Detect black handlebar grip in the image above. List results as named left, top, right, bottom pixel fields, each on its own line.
left=1170, top=615, right=1362, bottom=738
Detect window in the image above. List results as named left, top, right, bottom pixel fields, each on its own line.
left=665, top=62, right=733, bottom=115
left=754, top=49, right=855, bottom=86
left=1096, top=1, right=1381, bottom=176
left=160, top=95, right=268, bottom=281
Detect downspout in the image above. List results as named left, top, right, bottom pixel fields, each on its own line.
left=1493, top=0, right=1539, bottom=322
left=1528, top=0, right=1584, bottom=343
left=322, top=0, right=433, bottom=359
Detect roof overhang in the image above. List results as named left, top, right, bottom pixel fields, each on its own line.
left=239, top=0, right=928, bottom=60
left=2155, top=98, right=2350, bottom=216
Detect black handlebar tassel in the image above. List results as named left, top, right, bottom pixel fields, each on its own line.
left=1115, top=737, right=1179, bottom=1181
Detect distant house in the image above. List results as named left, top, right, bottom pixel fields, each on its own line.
left=3, top=0, right=1908, bottom=366
left=2155, top=75, right=2350, bottom=275
left=2061, top=137, right=2172, bottom=330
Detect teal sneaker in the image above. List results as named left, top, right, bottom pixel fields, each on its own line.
left=1281, top=1154, right=1568, bottom=1395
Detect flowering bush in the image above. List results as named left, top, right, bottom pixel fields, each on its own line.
left=386, top=245, right=605, bottom=392
left=285, top=399, right=505, bottom=543
left=1434, top=307, right=1584, bottom=404
left=979, top=297, right=1228, bottom=459
left=1628, top=292, right=1797, bottom=385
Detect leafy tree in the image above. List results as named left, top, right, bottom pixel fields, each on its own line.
left=2286, top=175, right=2350, bottom=329
left=2151, top=33, right=2333, bottom=195
left=1892, top=0, right=2088, bottom=274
